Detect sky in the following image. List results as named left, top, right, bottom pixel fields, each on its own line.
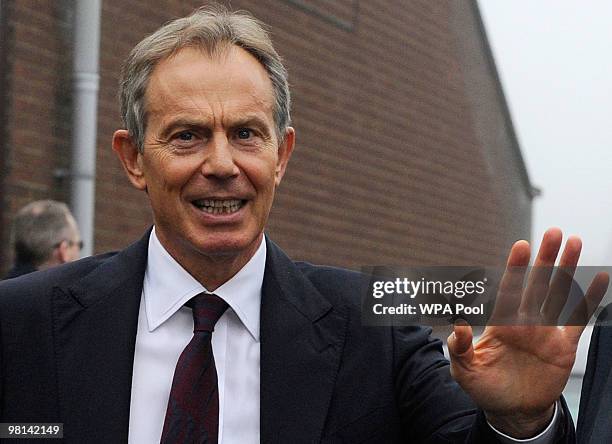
left=478, top=0, right=612, bottom=266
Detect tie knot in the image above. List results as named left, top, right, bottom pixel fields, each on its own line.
left=189, top=293, right=228, bottom=333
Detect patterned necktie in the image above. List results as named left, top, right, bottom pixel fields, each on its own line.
left=161, top=293, right=229, bottom=444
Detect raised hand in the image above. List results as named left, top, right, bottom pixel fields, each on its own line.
left=447, top=228, right=609, bottom=438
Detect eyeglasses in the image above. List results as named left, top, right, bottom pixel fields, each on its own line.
left=54, top=239, right=84, bottom=250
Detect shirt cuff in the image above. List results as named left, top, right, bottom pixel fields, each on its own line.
left=487, top=401, right=560, bottom=444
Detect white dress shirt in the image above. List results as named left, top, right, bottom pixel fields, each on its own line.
left=127, top=228, right=558, bottom=443
left=128, top=228, right=263, bottom=444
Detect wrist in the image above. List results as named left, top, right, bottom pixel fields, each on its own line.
left=485, top=403, right=556, bottom=439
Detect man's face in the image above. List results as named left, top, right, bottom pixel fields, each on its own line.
left=123, top=46, right=293, bottom=269
left=55, top=217, right=82, bottom=265
left=64, top=233, right=82, bottom=262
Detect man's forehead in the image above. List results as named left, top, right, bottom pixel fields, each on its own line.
left=147, top=88, right=273, bottom=118
left=145, top=46, right=275, bottom=110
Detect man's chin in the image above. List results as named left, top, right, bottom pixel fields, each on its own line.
left=189, top=234, right=262, bottom=259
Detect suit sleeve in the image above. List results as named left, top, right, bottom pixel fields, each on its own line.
left=392, top=326, right=575, bottom=443
left=577, top=324, right=600, bottom=438
left=0, top=301, right=3, bottom=418
left=576, top=306, right=612, bottom=442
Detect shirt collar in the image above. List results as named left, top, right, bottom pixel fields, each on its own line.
left=143, top=227, right=265, bottom=341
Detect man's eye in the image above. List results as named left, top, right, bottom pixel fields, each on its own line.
left=237, top=128, right=252, bottom=139
left=169, top=131, right=200, bottom=148
left=177, top=131, right=194, bottom=141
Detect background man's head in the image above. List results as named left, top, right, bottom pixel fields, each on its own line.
left=10, top=200, right=82, bottom=270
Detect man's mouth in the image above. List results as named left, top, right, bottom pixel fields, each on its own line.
left=191, top=199, right=245, bottom=214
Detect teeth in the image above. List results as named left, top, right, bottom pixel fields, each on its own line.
left=199, top=199, right=241, bottom=208
left=193, top=199, right=243, bottom=214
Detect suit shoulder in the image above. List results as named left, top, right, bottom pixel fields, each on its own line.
left=295, top=261, right=363, bottom=283
left=0, top=252, right=117, bottom=309
left=294, top=261, right=365, bottom=306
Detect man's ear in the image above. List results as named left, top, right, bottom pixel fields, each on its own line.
left=275, top=127, right=295, bottom=186
left=56, top=241, right=70, bottom=264
left=112, top=129, right=147, bottom=191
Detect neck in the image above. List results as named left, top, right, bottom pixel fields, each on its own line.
left=156, top=232, right=263, bottom=291
left=38, top=258, right=62, bottom=271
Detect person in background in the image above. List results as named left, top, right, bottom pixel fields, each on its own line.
left=4, top=199, right=82, bottom=279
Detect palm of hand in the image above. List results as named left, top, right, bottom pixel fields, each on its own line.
left=447, top=228, right=609, bottom=434
left=454, top=324, right=576, bottom=416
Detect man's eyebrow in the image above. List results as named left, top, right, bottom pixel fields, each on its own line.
left=230, top=116, right=272, bottom=134
left=158, top=117, right=213, bottom=138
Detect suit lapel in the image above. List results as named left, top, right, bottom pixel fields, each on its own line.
left=260, top=239, right=348, bottom=443
left=52, top=231, right=150, bottom=443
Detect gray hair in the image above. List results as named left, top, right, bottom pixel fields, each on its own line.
left=119, top=4, right=291, bottom=152
left=10, top=200, right=77, bottom=266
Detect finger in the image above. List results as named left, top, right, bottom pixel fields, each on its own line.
left=541, top=236, right=582, bottom=323
left=564, top=272, right=610, bottom=342
left=490, top=240, right=530, bottom=324
left=447, top=320, right=474, bottom=369
left=519, top=228, right=563, bottom=316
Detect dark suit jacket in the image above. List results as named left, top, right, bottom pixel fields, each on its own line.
left=0, top=231, right=573, bottom=443
left=577, top=308, right=612, bottom=443
left=3, top=261, right=37, bottom=279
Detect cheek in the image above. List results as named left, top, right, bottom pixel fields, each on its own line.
left=238, top=151, right=279, bottom=192
left=144, top=153, right=202, bottom=192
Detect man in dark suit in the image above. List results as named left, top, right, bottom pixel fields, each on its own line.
left=577, top=311, right=612, bottom=443
left=0, top=5, right=606, bottom=443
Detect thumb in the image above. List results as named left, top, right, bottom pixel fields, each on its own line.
left=447, top=321, right=474, bottom=369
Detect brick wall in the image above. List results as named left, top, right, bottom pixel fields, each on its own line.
left=0, top=0, right=73, bottom=270
left=0, top=0, right=532, bottom=274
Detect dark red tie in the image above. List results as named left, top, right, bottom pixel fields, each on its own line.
left=160, top=293, right=228, bottom=444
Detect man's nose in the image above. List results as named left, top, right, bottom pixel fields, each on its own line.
left=201, top=134, right=240, bottom=179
